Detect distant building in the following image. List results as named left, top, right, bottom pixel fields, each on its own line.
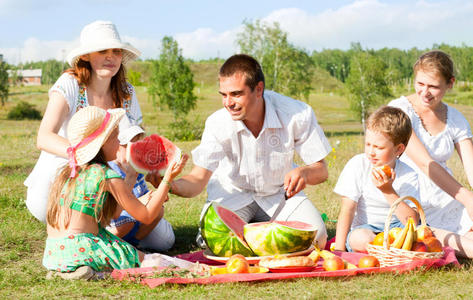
left=7, top=69, right=42, bottom=86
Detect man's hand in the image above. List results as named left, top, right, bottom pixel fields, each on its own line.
left=283, top=167, right=308, bottom=198
left=283, top=160, right=328, bottom=198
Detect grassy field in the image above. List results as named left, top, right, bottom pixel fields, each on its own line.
left=1, top=82, right=473, bottom=299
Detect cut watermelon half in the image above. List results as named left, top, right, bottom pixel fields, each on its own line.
left=200, top=203, right=255, bottom=257
left=243, top=221, right=317, bottom=256
left=126, top=134, right=181, bottom=175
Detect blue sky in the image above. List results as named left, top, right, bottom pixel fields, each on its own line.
left=1, top=0, right=473, bottom=65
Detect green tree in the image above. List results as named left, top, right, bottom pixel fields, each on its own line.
left=41, top=59, right=64, bottom=84
left=237, top=20, right=314, bottom=101
left=346, top=51, right=392, bottom=127
left=312, top=49, right=351, bottom=82
left=127, top=69, right=142, bottom=87
left=149, top=36, right=196, bottom=119
left=0, top=61, right=9, bottom=106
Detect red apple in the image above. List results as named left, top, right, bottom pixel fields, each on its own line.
left=323, top=256, right=345, bottom=271
left=411, top=241, right=428, bottom=252
left=416, top=225, right=435, bottom=242
left=358, top=255, right=380, bottom=268
left=424, top=237, right=443, bottom=252
left=226, top=254, right=250, bottom=273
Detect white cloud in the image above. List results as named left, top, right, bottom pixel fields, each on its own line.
left=262, top=0, right=473, bottom=50
left=3, top=0, right=473, bottom=64
left=175, top=27, right=239, bottom=60
left=0, top=38, right=75, bottom=65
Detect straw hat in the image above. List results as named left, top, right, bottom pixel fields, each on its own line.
left=67, top=106, right=125, bottom=167
left=118, top=115, right=145, bottom=145
left=66, top=20, right=141, bottom=67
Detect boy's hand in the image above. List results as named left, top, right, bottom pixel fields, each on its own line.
left=145, top=171, right=163, bottom=189
left=115, top=149, right=138, bottom=188
left=371, top=166, right=396, bottom=193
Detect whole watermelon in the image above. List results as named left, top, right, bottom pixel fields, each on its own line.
left=243, top=221, right=317, bottom=256
left=201, top=203, right=254, bottom=257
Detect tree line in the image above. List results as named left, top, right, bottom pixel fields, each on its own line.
left=3, top=20, right=473, bottom=126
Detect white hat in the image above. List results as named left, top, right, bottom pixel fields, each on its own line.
left=67, top=20, right=141, bottom=67
left=118, top=115, right=145, bottom=145
left=67, top=106, right=125, bottom=170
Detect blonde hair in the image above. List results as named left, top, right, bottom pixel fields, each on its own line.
left=413, top=50, right=455, bottom=83
left=366, top=106, right=412, bottom=146
left=46, top=151, right=117, bottom=229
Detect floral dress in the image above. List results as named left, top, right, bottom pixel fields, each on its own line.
left=42, top=164, right=140, bottom=272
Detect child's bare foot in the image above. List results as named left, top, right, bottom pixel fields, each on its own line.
left=46, top=265, right=95, bottom=280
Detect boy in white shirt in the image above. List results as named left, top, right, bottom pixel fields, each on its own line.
left=334, top=106, right=420, bottom=252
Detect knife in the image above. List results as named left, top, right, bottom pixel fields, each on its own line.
left=269, top=192, right=288, bottom=222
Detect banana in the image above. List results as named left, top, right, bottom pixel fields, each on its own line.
left=314, top=246, right=357, bottom=269
left=390, top=219, right=410, bottom=249
left=401, top=218, right=415, bottom=251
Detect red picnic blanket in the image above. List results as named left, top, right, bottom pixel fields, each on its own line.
left=111, top=247, right=459, bottom=288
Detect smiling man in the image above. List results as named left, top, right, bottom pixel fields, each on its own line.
left=171, top=54, right=331, bottom=248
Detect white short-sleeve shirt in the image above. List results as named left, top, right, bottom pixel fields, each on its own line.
left=389, top=96, right=473, bottom=233
left=334, top=154, right=420, bottom=229
left=192, top=90, right=332, bottom=214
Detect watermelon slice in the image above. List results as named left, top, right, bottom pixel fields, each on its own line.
left=243, top=221, right=317, bottom=256
left=201, top=203, right=255, bottom=257
left=126, top=134, right=181, bottom=175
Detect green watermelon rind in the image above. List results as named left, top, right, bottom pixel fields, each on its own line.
left=243, top=222, right=317, bottom=256
left=201, top=203, right=254, bottom=257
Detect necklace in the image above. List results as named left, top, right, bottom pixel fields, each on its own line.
left=408, top=97, right=448, bottom=135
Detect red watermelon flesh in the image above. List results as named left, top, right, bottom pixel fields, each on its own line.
left=126, top=134, right=181, bottom=175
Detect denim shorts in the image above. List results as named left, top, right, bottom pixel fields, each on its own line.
left=345, top=220, right=404, bottom=252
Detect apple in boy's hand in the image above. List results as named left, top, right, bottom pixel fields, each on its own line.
left=378, top=165, right=392, bottom=178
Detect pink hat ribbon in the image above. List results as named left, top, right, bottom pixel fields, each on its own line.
left=67, top=112, right=111, bottom=178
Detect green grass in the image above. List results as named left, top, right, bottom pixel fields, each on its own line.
left=1, top=83, right=473, bottom=298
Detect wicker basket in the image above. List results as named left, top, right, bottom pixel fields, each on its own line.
left=366, top=196, right=444, bottom=267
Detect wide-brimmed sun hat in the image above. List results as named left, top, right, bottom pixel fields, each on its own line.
left=67, top=106, right=125, bottom=176
left=118, top=115, right=145, bottom=145
left=66, top=20, right=141, bottom=67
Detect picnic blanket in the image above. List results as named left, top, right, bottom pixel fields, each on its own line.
left=111, top=247, right=459, bottom=288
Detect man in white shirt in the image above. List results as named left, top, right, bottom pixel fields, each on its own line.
left=170, top=54, right=332, bottom=248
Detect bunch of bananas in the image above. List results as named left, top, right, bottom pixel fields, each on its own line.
left=390, top=217, right=416, bottom=250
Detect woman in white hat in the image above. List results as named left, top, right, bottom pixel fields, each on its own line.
left=43, top=106, right=188, bottom=278
left=24, top=20, right=143, bottom=223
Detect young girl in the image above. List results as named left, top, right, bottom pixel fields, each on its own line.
left=43, top=106, right=188, bottom=278
left=25, top=20, right=143, bottom=223
left=389, top=50, right=473, bottom=258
